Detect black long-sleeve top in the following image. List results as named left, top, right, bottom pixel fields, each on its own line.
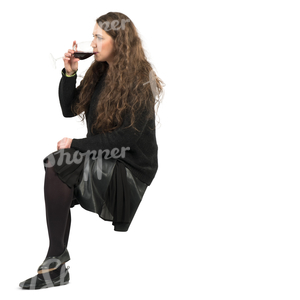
left=58, top=68, right=158, bottom=186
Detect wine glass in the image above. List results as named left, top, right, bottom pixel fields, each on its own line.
left=72, top=41, right=97, bottom=60
left=49, top=53, right=62, bottom=69
left=49, top=41, right=97, bottom=69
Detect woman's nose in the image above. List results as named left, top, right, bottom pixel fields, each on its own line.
left=91, top=39, right=96, bottom=48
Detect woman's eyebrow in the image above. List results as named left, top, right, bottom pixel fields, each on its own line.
left=93, top=33, right=103, bottom=37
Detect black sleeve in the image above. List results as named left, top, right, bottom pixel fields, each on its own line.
left=58, top=68, right=83, bottom=117
left=70, top=104, right=152, bottom=153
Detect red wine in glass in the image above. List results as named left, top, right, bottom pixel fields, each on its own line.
left=73, top=41, right=96, bottom=60
left=73, top=52, right=95, bottom=60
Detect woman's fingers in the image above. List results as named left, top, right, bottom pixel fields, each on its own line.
left=73, top=40, right=77, bottom=51
left=64, top=41, right=77, bottom=60
left=63, top=50, right=74, bottom=59
left=63, top=41, right=79, bottom=72
left=57, top=137, right=72, bottom=150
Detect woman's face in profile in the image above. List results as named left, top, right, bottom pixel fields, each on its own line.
left=92, top=22, right=115, bottom=65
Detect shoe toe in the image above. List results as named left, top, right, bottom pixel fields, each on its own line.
left=19, top=268, right=70, bottom=289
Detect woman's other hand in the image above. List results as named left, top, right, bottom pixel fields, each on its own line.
left=63, top=41, right=79, bottom=76
left=57, top=137, right=73, bottom=150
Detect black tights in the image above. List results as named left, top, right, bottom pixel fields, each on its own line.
left=44, top=165, right=74, bottom=258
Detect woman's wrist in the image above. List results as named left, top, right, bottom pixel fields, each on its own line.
left=65, top=70, right=77, bottom=77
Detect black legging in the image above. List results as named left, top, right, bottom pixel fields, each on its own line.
left=44, top=165, right=74, bottom=258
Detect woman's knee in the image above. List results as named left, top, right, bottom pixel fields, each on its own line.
left=44, top=152, right=56, bottom=168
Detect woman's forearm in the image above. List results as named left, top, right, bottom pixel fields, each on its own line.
left=58, top=68, right=80, bottom=117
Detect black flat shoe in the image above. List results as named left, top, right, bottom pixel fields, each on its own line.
left=37, top=248, right=70, bottom=274
left=19, top=266, right=70, bottom=289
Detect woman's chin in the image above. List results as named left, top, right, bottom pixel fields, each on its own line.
left=94, top=54, right=102, bottom=62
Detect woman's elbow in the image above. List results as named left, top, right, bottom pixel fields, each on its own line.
left=62, top=109, right=76, bottom=118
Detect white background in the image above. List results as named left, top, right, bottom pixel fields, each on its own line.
left=1, top=0, right=300, bottom=299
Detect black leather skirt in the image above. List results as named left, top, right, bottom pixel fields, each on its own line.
left=43, top=148, right=147, bottom=232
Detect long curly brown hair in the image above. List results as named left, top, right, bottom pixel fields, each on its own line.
left=72, top=12, right=165, bottom=134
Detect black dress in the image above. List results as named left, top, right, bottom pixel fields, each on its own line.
left=43, top=148, right=147, bottom=232
left=45, top=65, right=156, bottom=232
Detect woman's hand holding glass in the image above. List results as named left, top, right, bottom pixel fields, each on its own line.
left=63, top=41, right=80, bottom=76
